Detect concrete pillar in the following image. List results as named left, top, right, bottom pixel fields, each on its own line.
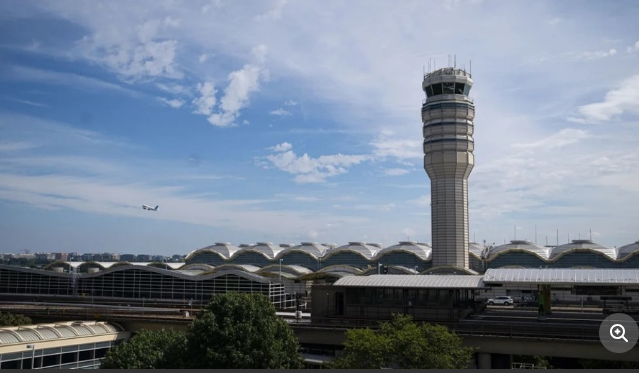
left=477, top=353, right=491, bottom=369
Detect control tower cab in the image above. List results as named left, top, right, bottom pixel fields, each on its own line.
left=421, top=67, right=475, bottom=270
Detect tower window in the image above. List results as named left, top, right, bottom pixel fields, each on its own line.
left=431, top=83, right=443, bottom=96
left=443, top=82, right=455, bottom=94
left=455, top=83, right=465, bottom=95
left=425, top=85, right=434, bottom=97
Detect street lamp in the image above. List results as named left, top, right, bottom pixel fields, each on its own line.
left=26, top=344, right=35, bottom=369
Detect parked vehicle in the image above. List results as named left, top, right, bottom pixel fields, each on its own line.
left=487, top=296, right=513, bottom=306
left=515, top=300, right=539, bottom=308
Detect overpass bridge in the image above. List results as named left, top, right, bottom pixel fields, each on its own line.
left=4, top=303, right=639, bottom=368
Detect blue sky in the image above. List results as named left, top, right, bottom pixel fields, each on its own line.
left=0, top=0, right=638, bottom=256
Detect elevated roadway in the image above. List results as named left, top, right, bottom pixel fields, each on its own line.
left=3, top=302, right=639, bottom=364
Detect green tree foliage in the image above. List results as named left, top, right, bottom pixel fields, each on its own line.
left=0, top=311, right=32, bottom=327
left=183, top=292, right=303, bottom=369
left=99, top=293, right=302, bottom=369
left=100, top=329, right=187, bottom=369
left=513, top=355, right=552, bottom=369
left=331, top=314, right=474, bottom=369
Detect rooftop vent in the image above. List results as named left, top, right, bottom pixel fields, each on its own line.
left=348, top=242, right=366, bottom=246
left=510, top=240, right=531, bottom=244
left=256, top=242, right=274, bottom=246
left=571, top=240, right=593, bottom=244
left=215, top=242, right=232, bottom=246
left=301, top=242, right=319, bottom=245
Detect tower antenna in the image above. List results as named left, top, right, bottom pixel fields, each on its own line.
left=454, top=54, right=457, bottom=68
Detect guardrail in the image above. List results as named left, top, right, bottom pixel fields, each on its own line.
left=297, top=318, right=601, bottom=342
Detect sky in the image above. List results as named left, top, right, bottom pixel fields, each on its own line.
left=0, top=0, right=638, bottom=256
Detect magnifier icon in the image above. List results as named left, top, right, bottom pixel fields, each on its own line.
left=610, top=324, right=628, bottom=342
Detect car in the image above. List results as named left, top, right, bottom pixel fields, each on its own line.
left=487, top=296, right=513, bottom=306
left=515, top=300, right=539, bottom=308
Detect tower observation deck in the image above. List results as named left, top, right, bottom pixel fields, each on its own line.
left=422, top=67, right=475, bottom=269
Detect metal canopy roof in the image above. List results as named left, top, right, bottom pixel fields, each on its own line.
left=0, top=321, right=123, bottom=345
left=484, top=268, right=639, bottom=285
left=333, top=275, right=485, bottom=288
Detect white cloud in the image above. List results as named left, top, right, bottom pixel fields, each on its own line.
left=382, top=168, right=411, bottom=176
left=268, top=142, right=293, bottom=152
left=199, top=54, right=208, bottom=63
left=410, top=195, right=430, bottom=207
left=284, top=100, right=297, bottom=106
left=571, top=48, right=617, bottom=60
left=158, top=97, right=185, bottom=108
left=156, top=83, right=189, bottom=96
left=626, top=41, right=639, bottom=53
left=6, top=66, right=140, bottom=97
left=73, top=17, right=183, bottom=81
left=191, top=81, right=217, bottom=115
left=512, top=128, right=591, bottom=150
left=401, top=228, right=416, bottom=237
left=265, top=145, right=369, bottom=183
left=0, top=142, right=38, bottom=152
left=577, top=74, right=639, bottom=122
left=269, top=108, right=291, bottom=116
left=370, top=132, right=422, bottom=160
left=1, top=96, right=48, bottom=108
left=255, top=0, right=288, bottom=21
left=191, top=46, right=269, bottom=127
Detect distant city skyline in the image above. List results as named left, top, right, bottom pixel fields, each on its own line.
left=1, top=0, right=638, bottom=255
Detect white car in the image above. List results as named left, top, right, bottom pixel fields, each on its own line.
left=487, top=296, right=513, bottom=306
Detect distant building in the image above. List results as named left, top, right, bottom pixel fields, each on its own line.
left=151, top=255, right=165, bottom=262
left=81, top=253, right=93, bottom=262
left=120, top=254, right=136, bottom=262
left=54, top=253, right=68, bottom=261
left=137, top=254, right=151, bottom=262
left=101, top=253, right=120, bottom=261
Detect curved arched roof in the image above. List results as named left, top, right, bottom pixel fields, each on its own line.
left=488, top=240, right=551, bottom=260
left=469, top=242, right=488, bottom=258
left=0, top=321, right=124, bottom=345
left=239, top=242, right=285, bottom=259
left=374, top=241, right=432, bottom=260
left=279, top=242, right=328, bottom=259
left=258, top=264, right=313, bottom=276
left=617, top=241, right=639, bottom=260
left=325, top=242, right=379, bottom=260
left=186, top=243, right=242, bottom=260
left=550, top=240, right=617, bottom=260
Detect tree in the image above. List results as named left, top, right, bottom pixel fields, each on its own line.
left=100, top=329, right=187, bottom=369
left=183, top=292, right=303, bottom=369
left=331, top=314, right=474, bottom=369
left=0, top=311, right=32, bottom=327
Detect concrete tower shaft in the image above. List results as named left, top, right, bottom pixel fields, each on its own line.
left=421, top=67, right=474, bottom=269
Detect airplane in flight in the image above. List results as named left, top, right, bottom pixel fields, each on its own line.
left=142, top=204, right=159, bottom=211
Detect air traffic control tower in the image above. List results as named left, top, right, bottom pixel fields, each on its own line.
left=422, top=65, right=475, bottom=270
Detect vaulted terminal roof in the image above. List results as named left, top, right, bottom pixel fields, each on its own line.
left=484, top=268, right=639, bottom=285
left=333, top=274, right=485, bottom=288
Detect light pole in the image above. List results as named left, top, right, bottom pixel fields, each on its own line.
left=279, top=259, right=283, bottom=282
left=26, top=344, right=35, bottom=369
left=378, top=262, right=382, bottom=275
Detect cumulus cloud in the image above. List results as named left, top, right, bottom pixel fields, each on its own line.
left=626, top=41, right=639, bottom=53
left=198, top=54, right=208, bottom=63
left=158, top=97, right=184, bottom=108
left=255, top=0, right=288, bottom=20
left=268, top=142, right=293, bottom=152
left=191, top=45, right=269, bottom=127
left=269, top=108, right=292, bottom=116
left=284, top=100, right=297, bottom=106
left=265, top=144, right=369, bottom=183
left=191, top=82, right=217, bottom=115
left=370, top=131, right=422, bottom=160
left=577, top=74, right=639, bottom=122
